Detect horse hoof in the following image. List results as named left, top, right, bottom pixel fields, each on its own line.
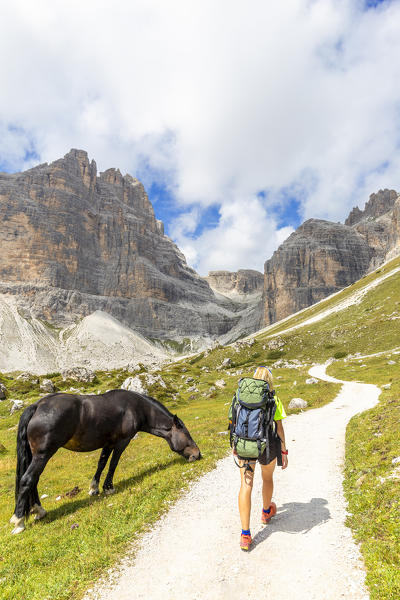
left=10, top=515, right=25, bottom=534
left=31, top=505, right=47, bottom=521
left=11, top=525, right=26, bottom=535
left=10, top=514, right=20, bottom=525
left=104, top=487, right=115, bottom=496
left=89, top=488, right=99, bottom=496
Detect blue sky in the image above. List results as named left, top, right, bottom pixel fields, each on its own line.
left=1, top=0, right=400, bottom=274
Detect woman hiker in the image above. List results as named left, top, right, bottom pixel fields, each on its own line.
left=230, top=365, right=288, bottom=551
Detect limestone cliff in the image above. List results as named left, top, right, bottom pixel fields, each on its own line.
left=205, top=269, right=264, bottom=297
left=0, top=149, right=249, bottom=341
left=263, top=189, right=400, bottom=325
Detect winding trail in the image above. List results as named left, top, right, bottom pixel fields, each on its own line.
left=85, top=365, right=380, bottom=600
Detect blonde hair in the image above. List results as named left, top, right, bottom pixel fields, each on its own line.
left=253, top=366, right=274, bottom=389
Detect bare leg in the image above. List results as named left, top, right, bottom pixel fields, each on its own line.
left=238, top=461, right=256, bottom=531
left=261, top=459, right=276, bottom=510
left=89, top=447, right=113, bottom=496
left=103, top=438, right=131, bottom=494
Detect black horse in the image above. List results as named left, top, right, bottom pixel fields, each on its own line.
left=10, top=389, right=201, bottom=534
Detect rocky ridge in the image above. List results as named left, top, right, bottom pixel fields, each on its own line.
left=0, top=150, right=257, bottom=347
left=263, top=189, right=400, bottom=325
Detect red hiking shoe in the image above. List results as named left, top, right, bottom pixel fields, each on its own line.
left=261, top=502, right=277, bottom=524
left=240, top=533, right=252, bottom=551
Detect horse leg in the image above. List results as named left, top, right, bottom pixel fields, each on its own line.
left=89, top=446, right=113, bottom=496
left=103, top=438, right=131, bottom=495
left=11, top=452, right=52, bottom=534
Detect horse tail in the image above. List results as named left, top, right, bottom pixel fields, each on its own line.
left=15, top=403, right=39, bottom=516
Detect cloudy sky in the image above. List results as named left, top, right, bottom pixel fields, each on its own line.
left=1, top=0, right=399, bottom=274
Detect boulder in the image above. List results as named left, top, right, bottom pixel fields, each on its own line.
left=61, top=367, right=96, bottom=382
left=267, top=337, right=285, bottom=350
left=16, top=372, right=35, bottom=382
left=121, top=376, right=146, bottom=394
left=144, top=373, right=166, bottom=389
left=221, top=358, right=232, bottom=368
left=40, top=379, right=55, bottom=393
left=10, top=399, right=24, bottom=414
left=215, top=379, right=226, bottom=388
left=0, top=383, right=6, bottom=400
left=288, top=398, right=308, bottom=410
left=305, top=377, right=319, bottom=385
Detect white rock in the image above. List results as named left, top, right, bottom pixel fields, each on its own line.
left=144, top=373, right=166, bottom=389
left=0, top=383, right=6, bottom=400
left=387, top=360, right=396, bottom=365
left=10, top=399, right=24, bottom=414
left=41, top=494, right=49, bottom=499
left=40, top=379, right=55, bottom=393
left=221, top=358, right=232, bottom=367
left=187, top=385, right=199, bottom=393
left=306, top=377, right=319, bottom=385
left=61, top=367, right=96, bottom=382
left=392, top=456, right=400, bottom=465
left=185, top=377, right=194, bottom=384
left=267, top=337, right=285, bottom=350
left=121, top=376, right=146, bottom=394
left=17, top=372, right=35, bottom=382
left=288, top=398, right=308, bottom=410
left=215, top=379, right=226, bottom=388
left=382, top=383, right=392, bottom=390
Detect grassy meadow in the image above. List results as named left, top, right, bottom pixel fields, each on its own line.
left=0, top=351, right=338, bottom=599
left=0, top=255, right=399, bottom=599
left=327, top=355, right=400, bottom=600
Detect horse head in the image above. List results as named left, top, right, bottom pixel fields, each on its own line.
left=169, top=414, right=201, bottom=462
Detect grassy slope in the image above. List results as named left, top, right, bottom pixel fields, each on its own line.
left=0, top=255, right=399, bottom=599
left=327, top=356, right=400, bottom=600
left=0, top=354, right=339, bottom=599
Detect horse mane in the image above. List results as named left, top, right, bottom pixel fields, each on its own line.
left=142, top=393, right=174, bottom=419
left=105, top=389, right=174, bottom=420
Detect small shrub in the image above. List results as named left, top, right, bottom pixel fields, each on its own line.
left=333, top=351, right=348, bottom=359
left=267, top=350, right=285, bottom=360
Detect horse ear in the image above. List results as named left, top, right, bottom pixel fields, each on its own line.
left=173, top=414, right=183, bottom=429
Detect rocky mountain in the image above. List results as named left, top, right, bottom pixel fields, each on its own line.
left=263, top=189, right=400, bottom=325
left=204, top=269, right=264, bottom=344
left=205, top=269, right=264, bottom=297
left=0, top=298, right=166, bottom=374
left=2, top=149, right=400, bottom=373
left=0, top=149, right=257, bottom=347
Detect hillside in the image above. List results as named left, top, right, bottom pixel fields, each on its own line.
left=263, top=189, right=400, bottom=326
left=0, top=256, right=399, bottom=599
left=1, top=150, right=400, bottom=376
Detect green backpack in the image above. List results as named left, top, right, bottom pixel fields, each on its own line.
left=228, top=377, right=279, bottom=462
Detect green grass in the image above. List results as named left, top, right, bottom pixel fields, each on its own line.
left=327, top=355, right=400, bottom=600
left=0, top=357, right=339, bottom=600
left=1, top=256, right=399, bottom=599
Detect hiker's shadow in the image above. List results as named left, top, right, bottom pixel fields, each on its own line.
left=251, top=498, right=330, bottom=550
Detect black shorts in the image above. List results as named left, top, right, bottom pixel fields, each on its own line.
left=238, top=435, right=282, bottom=466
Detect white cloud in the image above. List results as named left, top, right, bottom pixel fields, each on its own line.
left=1, top=0, right=400, bottom=273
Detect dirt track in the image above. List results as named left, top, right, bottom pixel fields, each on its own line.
left=85, top=365, right=379, bottom=600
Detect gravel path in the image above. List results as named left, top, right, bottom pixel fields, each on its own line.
left=85, top=365, right=380, bottom=600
